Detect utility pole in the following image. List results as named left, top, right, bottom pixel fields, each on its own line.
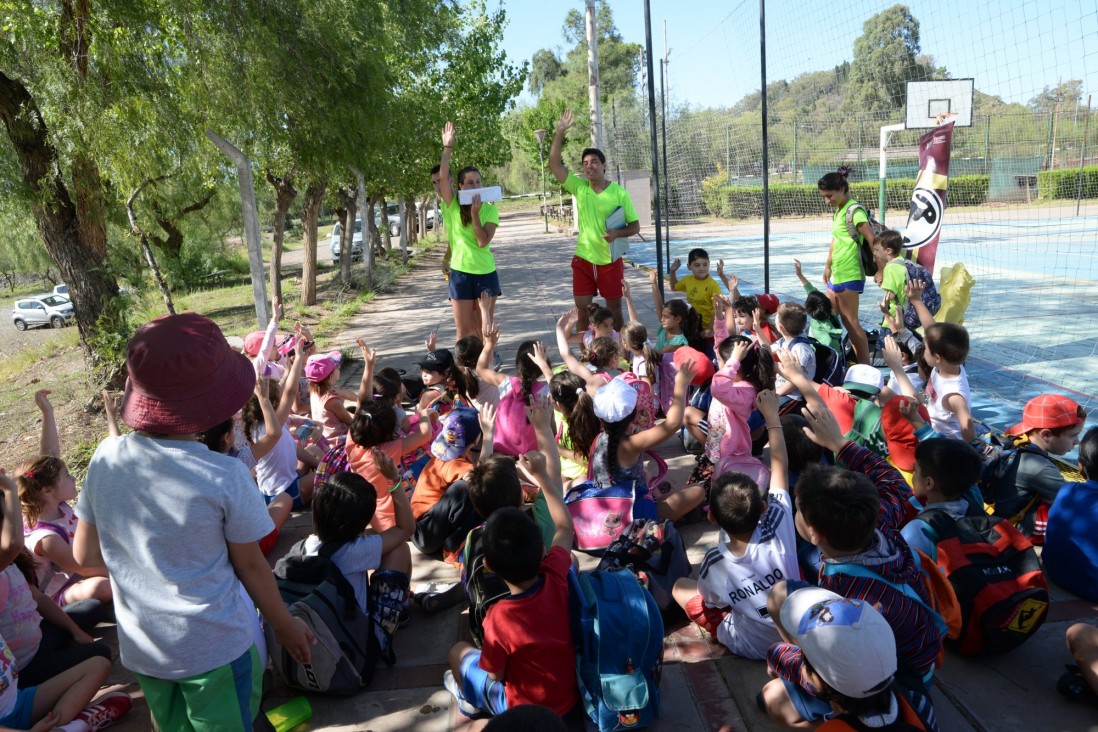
left=585, top=0, right=603, bottom=149
left=661, top=20, right=671, bottom=262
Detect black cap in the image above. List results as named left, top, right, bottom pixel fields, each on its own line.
left=416, top=348, right=454, bottom=372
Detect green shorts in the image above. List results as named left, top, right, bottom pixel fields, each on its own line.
left=137, top=645, right=262, bottom=732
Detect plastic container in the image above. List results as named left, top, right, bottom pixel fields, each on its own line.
left=266, top=697, right=312, bottom=732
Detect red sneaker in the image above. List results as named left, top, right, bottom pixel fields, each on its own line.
left=77, top=691, right=133, bottom=731
left=259, top=527, right=279, bottom=556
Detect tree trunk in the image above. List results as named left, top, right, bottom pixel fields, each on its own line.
left=300, top=177, right=326, bottom=306
left=336, top=186, right=357, bottom=285
left=380, top=195, right=392, bottom=252
left=405, top=196, right=418, bottom=245
left=127, top=179, right=175, bottom=315
left=365, top=194, right=383, bottom=259
left=350, top=168, right=373, bottom=289
left=0, top=70, right=118, bottom=359
left=151, top=190, right=215, bottom=259
left=265, top=169, right=297, bottom=305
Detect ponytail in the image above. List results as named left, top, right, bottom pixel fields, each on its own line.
left=16, top=456, right=65, bottom=529
left=622, top=322, right=660, bottom=387
left=602, top=413, right=636, bottom=480
left=580, top=336, right=622, bottom=371
left=550, top=372, right=600, bottom=457
left=449, top=363, right=479, bottom=403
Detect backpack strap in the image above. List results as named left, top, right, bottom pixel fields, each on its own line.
left=821, top=560, right=948, bottom=637
left=844, top=203, right=866, bottom=242
left=29, top=520, right=70, bottom=545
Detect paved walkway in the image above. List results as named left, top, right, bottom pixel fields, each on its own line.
left=105, top=213, right=1096, bottom=731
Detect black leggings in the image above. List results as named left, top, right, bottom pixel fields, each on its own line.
left=17, top=617, right=112, bottom=688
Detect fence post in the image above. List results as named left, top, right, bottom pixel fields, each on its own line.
left=1076, top=95, right=1092, bottom=217
left=792, top=122, right=798, bottom=184
left=984, top=115, right=991, bottom=175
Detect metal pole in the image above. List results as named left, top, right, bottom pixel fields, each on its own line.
left=759, top=0, right=770, bottom=293
left=879, top=123, right=905, bottom=227
left=643, top=0, right=665, bottom=298
left=792, top=122, right=798, bottom=185
left=585, top=0, right=603, bottom=149
left=983, top=115, right=991, bottom=175
left=726, top=125, right=732, bottom=184
left=661, top=22, right=671, bottom=262
left=1076, top=95, right=1092, bottom=217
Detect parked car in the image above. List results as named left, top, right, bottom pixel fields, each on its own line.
left=53, top=283, right=69, bottom=297
left=12, top=294, right=75, bottom=330
left=329, top=217, right=364, bottom=263
left=380, top=203, right=401, bottom=238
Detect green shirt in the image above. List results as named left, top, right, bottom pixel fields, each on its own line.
left=442, top=197, right=500, bottom=275
left=830, top=199, right=868, bottom=284
left=801, top=282, right=845, bottom=350
left=563, top=172, right=639, bottom=265
left=879, top=260, right=908, bottom=326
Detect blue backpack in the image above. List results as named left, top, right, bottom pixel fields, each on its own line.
left=790, top=335, right=846, bottom=387
left=570, top=568, right=664, bottom=731
left=900, top=259, right=942, bottom=331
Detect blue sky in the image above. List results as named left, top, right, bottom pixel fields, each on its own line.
left=493, top=0, right=1098, bottom=111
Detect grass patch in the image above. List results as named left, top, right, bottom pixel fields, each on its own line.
left=0, top=329, right=80, bottom=384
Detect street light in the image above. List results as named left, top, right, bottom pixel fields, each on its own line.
left=534, top=128, right=549, bottom=234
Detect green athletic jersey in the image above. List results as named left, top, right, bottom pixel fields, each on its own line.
left=563, top=172, right=639, bottom=265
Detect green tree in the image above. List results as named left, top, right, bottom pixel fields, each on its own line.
left=1029, top=80, right=1084, bottom=114
left=846, top=4, right=922, bottom=114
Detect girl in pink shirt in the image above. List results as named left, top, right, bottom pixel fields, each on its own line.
left=709, top=337, right=776, bottom=491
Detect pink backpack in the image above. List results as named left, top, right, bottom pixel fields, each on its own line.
left=492, top=377, right=542, bottom=457
left=618, top=372, right=655, bottom=432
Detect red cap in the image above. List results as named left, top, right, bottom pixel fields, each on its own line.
left=756, top=293, right=780, bottom=313
left=1007, top=394, right=1084, bottom=436
left=243, top=330, right=267, bottom=357
left=673, top=346, right=715, bottom=386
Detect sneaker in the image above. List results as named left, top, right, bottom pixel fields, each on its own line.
left=77, top=691, right=133, bottom=731
left=416, top=582, right=466, bottom=614
left=443, top=670, right=479, bottom=718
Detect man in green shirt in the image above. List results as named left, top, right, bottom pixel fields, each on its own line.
left=549, top=110, right=640, bottom=331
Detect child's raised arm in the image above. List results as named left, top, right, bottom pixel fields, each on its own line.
left=521, top=396, right=572, bottom=550
left=756, top=389, right=788, bottom=494
left=354, top=337, right=377, bottom=404
left=649, top=269, right=665, bottom=313
left=0, top=470, right=24, bottom=568
left=101, top=390, right=122, bottom=438
left=527, top=340, right=556, bottom=386
left=668, top=257, right=681, bottom=290
left=881, top=335, right=918, bottom=401
left=249, top=380, right=282, bottom=461
left=35, top=390, right=60, bottom=458
left=622, top=279, right=641, bottom=324
left=793, top=258, right=815, bottom=293
left=904, top=279, right=936, bottom=330
left=477, top=402, right=497, bottom=463
left=475, top=323, right=508, bottom=388
left=374, top=448, right=415, bottom=551
left=774, top=348, right=825, bottom=412
left=555, top=310, right=603, bottom=391
left=622, top=360, right=697, bottom=460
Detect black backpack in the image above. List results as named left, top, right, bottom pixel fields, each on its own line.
left=844, top=203, right=888, bottom=277
left=267, top=540, right=386, bottom=695
left=977, top=442, right=1044, bottom=524
left=461, top=524, right=512, bottom=648
left=790, top=335, right=846, bottom=387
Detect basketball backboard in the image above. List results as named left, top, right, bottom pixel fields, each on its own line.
left=906, top=79, right=974, bottom=128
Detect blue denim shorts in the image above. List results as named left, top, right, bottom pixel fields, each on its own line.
left=449, top=269, right=502, bottom=300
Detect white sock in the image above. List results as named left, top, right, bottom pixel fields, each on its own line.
left=56, top=721, right=92, bottom=732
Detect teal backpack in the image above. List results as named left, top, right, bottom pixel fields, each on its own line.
left=570, top=568, right=664, bottom=731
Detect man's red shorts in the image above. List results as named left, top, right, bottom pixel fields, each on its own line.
left=571, top=255, right=624, bottom=299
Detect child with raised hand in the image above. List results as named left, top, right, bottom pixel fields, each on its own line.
left=794, top=258, right=844, bottom=351
left=668, top=248, right=731, bottom=338
left=709, top=337, right=775, bottom=491
left=75, top=313, right=315, bottom=732
left=762, top=399, right=942, bottom=729
left=621, top=280, right=663, bottom=391
left=476, top=324, right=554, bottom=457
left=673, top=389, right=801, bottom=660
left=555, top=309, right=618, bottom=393
left=19, top=391, right=112, bottom=611
left=590, top=362, right=706, bottom=522
left=563, top=304, right=621, bottom=349
left=308, top=338, right=377, bottom=444
left=417, top=347, right=479, bottom=415
left=647, top=270, right=700, bottom=353
left=548, top=372, right=601, bottom=486
left=444, top=395, right=579, bottom=719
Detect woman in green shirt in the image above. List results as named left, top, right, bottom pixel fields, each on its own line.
left=439, top=121, right=501, bottom=340
left=818, top=167, right=876, bottom=365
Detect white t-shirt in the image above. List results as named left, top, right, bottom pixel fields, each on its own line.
left=24, top=502, right=81, bottom=600
left=303, top=534, right=382, bottom=611
left=926, top=366, right=971, bottom=439
left=774, top=337, right=816, bottom=401
left=696, top=486, right=800, bottom=660
left=254, top=424, right=299, bottom=497
left=0, top=634, right=18, bottom=719
left=76, top=434, right=274, bottom=679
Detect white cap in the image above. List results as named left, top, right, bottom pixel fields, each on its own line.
left=843, top=364, right=884, bottom=396
left=593, top=377, right=638, bottom=423
left=780, top=587, right=897, bottom=699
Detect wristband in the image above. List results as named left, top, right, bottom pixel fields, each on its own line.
left=441, top=154, right=451, bottom=161
left=388, top=480, right=402, bottom=494
left=766, top=424, right=782, bottom=430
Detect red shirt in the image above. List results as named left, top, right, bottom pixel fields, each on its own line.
left=479, top=546, right=578, bottom=716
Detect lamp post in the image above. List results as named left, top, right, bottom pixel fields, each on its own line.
left=534, top=128, right=549, bottom=234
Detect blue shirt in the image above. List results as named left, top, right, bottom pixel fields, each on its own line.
left=1043, top=479, right=1098, bottom=602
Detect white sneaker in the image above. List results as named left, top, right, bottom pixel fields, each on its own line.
left=443, top=669, right=480, bottom=718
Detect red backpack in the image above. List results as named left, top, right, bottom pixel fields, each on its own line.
left=920, top=507, right=1049, bottom=656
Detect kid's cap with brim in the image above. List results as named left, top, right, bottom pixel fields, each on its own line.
left=120, top=312, right=257, bottom=435
left=304, top=351, right=342, bottom=382
left=842, top=364, right=884, bottom=396
left=1007, top=394, right=1083, bottom=436
left=780, top=587, right=897, bottom=700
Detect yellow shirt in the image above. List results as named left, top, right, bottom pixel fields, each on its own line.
left=674, top=275, right=722, bottom=329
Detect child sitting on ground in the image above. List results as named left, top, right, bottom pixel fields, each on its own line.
left=899, top=438, right=985, bottom=559
left=1044, top=426, right=1098, bottom=602
left=763, top=587, right=936, bottom=730
left=761, top=400, right=942, bottom=729
left=669, top=248, right=732, bottom=342
left=673, top=390, right=801, bottom=660
left=707, top=337, right=775, bottom=491
left=417, top=348, right=479, bottom=415
left=444, top=398, right=580, bottom=719
left=794, top=259, right=844, bottom=351
left=299, top=455, right=413, bottom=651
left=771, top=302, right=816, bottom=413
left=547, top=372, right=600, bottom=487
left=987, top=394, right=1087, bottom=542
left=647, top=270, right=701, bottom=353
left=307, top=339, right=376, bottom=444
left=410, top=407, right=492, bottom=558
left=19, top=391, right=112, bottom=612
left=873, top=231, right=941, bottom=331
left=477, top=328, right=554, bottom=457
left=74, top=313, right=313, bottom=730
left=555, top=309, right=622, bottom=392
left=563, top=304, right=621, bottom=349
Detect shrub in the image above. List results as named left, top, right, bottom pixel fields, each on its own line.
left=1038, top=166, right=1098, bottom=200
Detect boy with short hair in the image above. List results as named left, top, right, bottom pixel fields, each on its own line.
left=762, top=400, right=942, bottom=728
left=672, top=390, right=801, bottom=660
left=444, top=399, right=579, bottom=719
left=989, top=394, right=1088, bottom=541
left=772, top=302, right=816, bottom=409
left=900, top=438, right=985, bottom=558
left=794, top=258, right=844, bottom=351
left=74, top=313, right=314, bottom=732
left=762, top=587, right=935, bottom=730
left=922, top=321, right=975, bottom=442
left=669, top=248, right=732, bottom=337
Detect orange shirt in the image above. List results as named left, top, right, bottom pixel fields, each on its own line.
left=411, top=457, right=474, bottom=519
